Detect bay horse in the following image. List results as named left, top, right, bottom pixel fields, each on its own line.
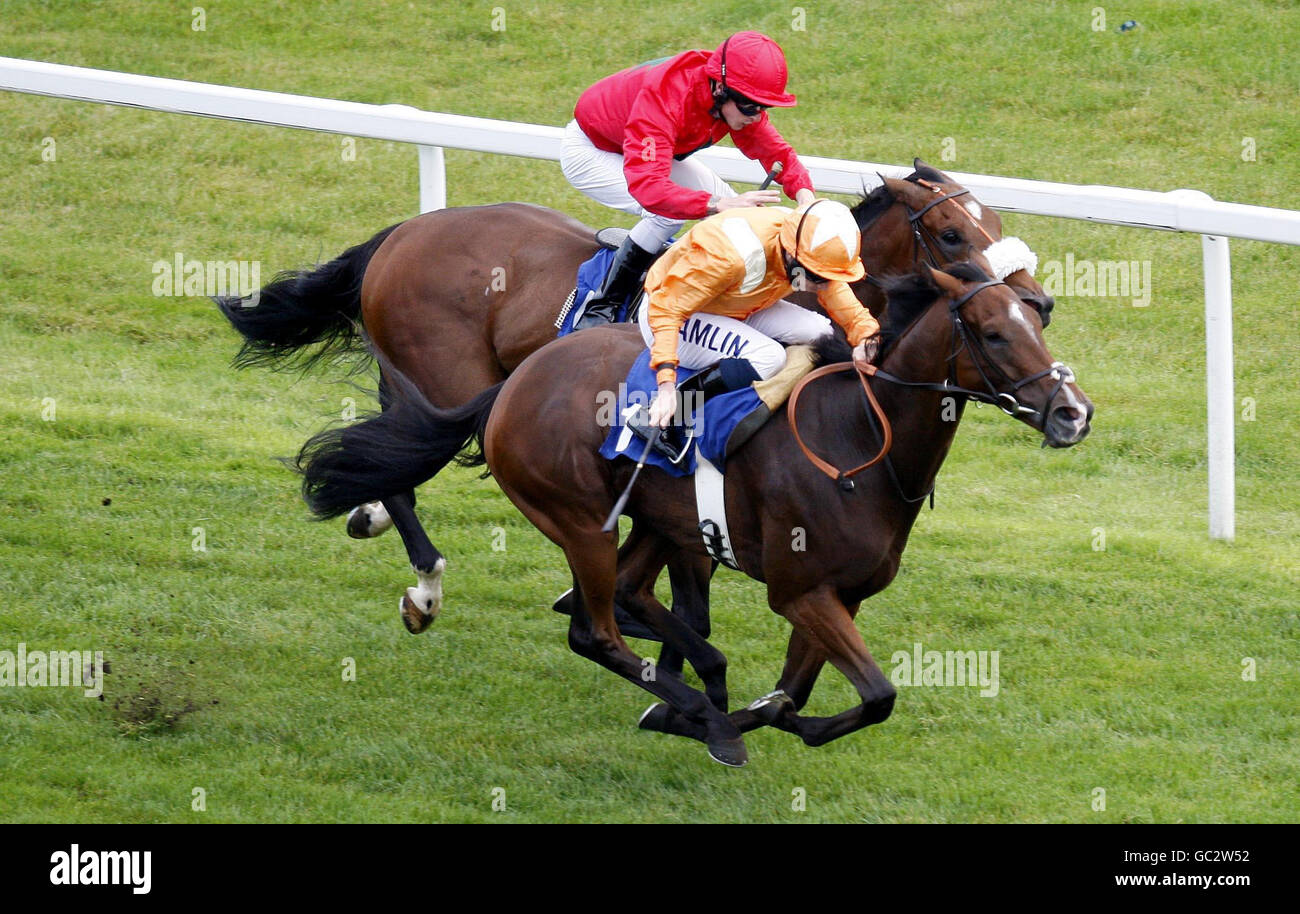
left=294, top=261, right=1092, bottom=765
left=218, top=160, right=1053, bottom=633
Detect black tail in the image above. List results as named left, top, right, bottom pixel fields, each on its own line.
left=216, top=223, right=401, bottom=372
left=295, top=358, right=502, bottom=519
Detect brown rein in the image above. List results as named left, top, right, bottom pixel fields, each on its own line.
left=787, top=359, right=892, bottom=488
left=786, top=180, right=996, bottom=486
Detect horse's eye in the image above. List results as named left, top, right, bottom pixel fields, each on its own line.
left=983, top=331, right=1005, bottom=344
left=941, top=230, right=961, bottom=244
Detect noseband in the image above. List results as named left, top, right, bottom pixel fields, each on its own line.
left=788, top=279, right=1078, bottom=491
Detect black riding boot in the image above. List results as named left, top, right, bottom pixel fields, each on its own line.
left=680, top=358, right=762, bottom=400
left=625, top=358, right=761, bottom=462
left=575, top=236, right=656, bottom=330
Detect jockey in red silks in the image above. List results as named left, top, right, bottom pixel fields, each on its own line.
left=561, top=31, right=817, bottom=329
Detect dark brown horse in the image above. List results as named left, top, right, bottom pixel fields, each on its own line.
left=219, top=160, right=1054, bottom=633
left=294, top=261, right=1091, bottom=765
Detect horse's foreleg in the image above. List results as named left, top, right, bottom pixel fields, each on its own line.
left=750, top=589, right=894, bottom=747
left=646, top=601, right=849, bottom=741
left=747, top=600, right=859, bottom=720
left=384, top=489, right=447, bottom=634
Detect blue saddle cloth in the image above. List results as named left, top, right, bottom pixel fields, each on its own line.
left=598, top=350, right=764, bottom=477
left=557, top=248, right=635, bottom=337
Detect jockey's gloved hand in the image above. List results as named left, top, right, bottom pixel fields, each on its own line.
left=648, top=380, right=678, bottom=428
left=854, top=334, right=881, bottom=366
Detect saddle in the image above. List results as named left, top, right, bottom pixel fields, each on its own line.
left=555, top=229, right=673, bottom=332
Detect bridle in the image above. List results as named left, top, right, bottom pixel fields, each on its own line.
left=788, top=278, right=1077, bottom=494
left=861, top=177, right=1006, bottom=291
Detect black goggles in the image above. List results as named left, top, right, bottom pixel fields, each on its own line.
left=725, top=89, right=768, bottom=117
left=791, top=259, right=831, bottom=286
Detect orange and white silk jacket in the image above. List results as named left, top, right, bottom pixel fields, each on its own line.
left=643, top=206, right=880, bottom=384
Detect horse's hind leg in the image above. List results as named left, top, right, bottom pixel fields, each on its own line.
left=615, top=538, right=729, bottom=713
left=345, top=374, right=400, bottom=541
left=561, top=525, right=747, bottom=767
left=385, top=488, right=447, bottom=634
left=611, top=524, right=715, bottom=678
left=552, top=521, right=714, bottom=659
left=555, top=519, right=668, bottom=642
left=661, top=552, right=716, bottom=676
left=346, top=500, right=394, bottom=539
left=641, top=625, right=827, bottom=742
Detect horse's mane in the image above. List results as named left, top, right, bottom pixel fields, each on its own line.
left=809, top=260, right=992, bottom=364
left=811, top=332, right=853, bottom=366
left=850, top=182, right=894, bottom=231
left=849, top=162, right=956, bottom=231
left=878, top=261, right=992, bottom=352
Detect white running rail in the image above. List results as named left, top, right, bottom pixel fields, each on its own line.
left=6, top=56, right=1298, bottom=540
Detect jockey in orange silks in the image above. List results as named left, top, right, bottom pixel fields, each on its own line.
left=562, top=31, right=817, bottom=329
left=629, top=199, right=882, bottom=438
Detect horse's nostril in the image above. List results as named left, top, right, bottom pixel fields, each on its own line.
left=1052, top=406, right=1081, bottom=425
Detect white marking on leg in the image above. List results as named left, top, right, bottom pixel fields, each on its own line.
left=347, top=501, right=393, bottom=538
left=404, top=556, right=447, bottom=618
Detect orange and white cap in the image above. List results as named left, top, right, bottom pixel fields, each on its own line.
left=779, top=199, right=865, bottom=283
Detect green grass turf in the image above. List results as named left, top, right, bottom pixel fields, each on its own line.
left=0, top=0, right=1296, bottom=822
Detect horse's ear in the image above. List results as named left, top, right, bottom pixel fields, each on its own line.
left=928, top=265, right=965, bottom=297
left=913, top=157, right=952, bottom=185
left=884, top=175, right=928, bottom=206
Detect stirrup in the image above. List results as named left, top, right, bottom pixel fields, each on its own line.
left=625, top=406, right=690, bottom=464
left=574, top=295, right=619, bottom=329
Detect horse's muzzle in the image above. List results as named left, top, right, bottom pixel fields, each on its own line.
left=1043, top=401, right=1093, bottom=448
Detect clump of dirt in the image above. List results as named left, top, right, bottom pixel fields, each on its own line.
left=102, top=654, right=216, bottom=737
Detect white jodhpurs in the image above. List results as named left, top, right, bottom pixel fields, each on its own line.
left=639, top=299, right=832, bottom=380
left=560, top=119, right=737, bottom=250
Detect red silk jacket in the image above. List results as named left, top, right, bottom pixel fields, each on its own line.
left=574, top=50, right=814, bottom=221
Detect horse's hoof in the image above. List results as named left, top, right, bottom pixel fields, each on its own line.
left=638, top=702, right=671, bottom=732
left=551, top=587, right=575, bottom=617
left=706, top=736, right=749, bottom=768
left=746, top=689, right=795, bottom=725
left=347, top=502, right=393, bottom=539
left=399, top=591, right=438, bottom=634
left=398, top=558, right=446, bottom=633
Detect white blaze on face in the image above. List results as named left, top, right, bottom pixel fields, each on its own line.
left=964, top=200, right=983, bottom=221
left=1007, top=300, right=1034, bottom=333
left=1057, top=379, right=1090, bottom=436
left=1042, top=362, right=1089, bottom=438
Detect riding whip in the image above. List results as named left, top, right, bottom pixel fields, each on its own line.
left=602, top=423, right=663, bottom=534
left=758, top=161, right=783, bottom=191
